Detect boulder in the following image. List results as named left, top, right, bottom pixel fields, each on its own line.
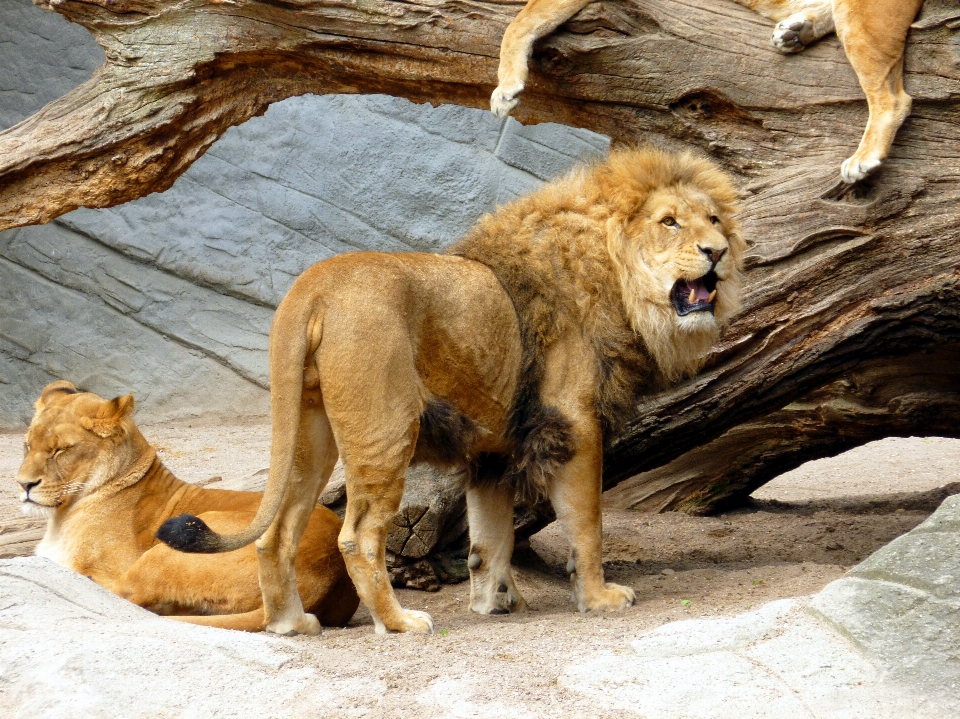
left=559, top=492, right=960, bottom=717
left=0, top=557, right=385, bottom=718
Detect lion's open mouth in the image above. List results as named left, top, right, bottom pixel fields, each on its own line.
left=672, top=271, right=718, bottom=316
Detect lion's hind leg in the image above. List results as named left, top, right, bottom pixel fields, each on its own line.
left=313, top=296, right=437, bottom=634
left=338, top=460, right=434, bottom=634
left=256, top=389, right=339, bottom=637
left=466, top=478, right=527, bottom=615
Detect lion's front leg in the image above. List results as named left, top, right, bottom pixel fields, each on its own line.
left=547, top=421, right=635, bottom=613
left=492, top=0, right=592, bottom=119
left=466, top=481, right=527, bottom=615
left=771, top=6, right=834, bottom=53
left=834, top=0, right=921, bottom=183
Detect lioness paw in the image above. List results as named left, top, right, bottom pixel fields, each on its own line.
left=491, top=84, right=522, bottom=119
left=265, top=612, right=321, bottom=637
left=576, top=582, right=636, bottom=613
left=840, top=153, right=882, bottom=184
left=772, top=16, right=815, bottom=54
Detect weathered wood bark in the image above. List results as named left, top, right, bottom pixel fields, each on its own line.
left=604, top=347, right=960, bottom=513
left=4, top=0, right=960, bottom=564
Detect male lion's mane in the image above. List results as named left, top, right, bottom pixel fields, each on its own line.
left=447, top=147, right=742, bottom=495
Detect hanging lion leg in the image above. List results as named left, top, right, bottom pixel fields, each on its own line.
left=491, top=0, right=591, bottom=119
left=466, top=480, right=527, bottom=614
left=834, top=0, right=923, bottom=183
left=256, top=388, right=338, bottom=636
left=547, top=419, right=636, bottom=612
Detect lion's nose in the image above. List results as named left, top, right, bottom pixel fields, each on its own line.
left=18, top=478, right=40, bottom=493
left=698, top=246, right=726, bottom=265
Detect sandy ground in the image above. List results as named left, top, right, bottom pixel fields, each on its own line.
left=2, top=425, right=959, bottom=716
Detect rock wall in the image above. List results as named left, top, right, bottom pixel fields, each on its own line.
left=0, top=0, right=608, bottom=428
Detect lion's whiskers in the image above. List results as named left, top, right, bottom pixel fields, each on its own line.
left=59, top=480, right=87, bottom=497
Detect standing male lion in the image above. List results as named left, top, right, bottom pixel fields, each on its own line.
left=159, top=147, right=744, bottom=636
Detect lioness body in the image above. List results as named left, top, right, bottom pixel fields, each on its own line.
left=492, top=0, right=924, bottom=183
left=17, top=382, right=358, bottom=632
left=159, top=148, right=744, bottom=636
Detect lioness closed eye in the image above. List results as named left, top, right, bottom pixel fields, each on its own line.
left=492, top=0, right=923, bottom=184
left=158, top=147, right=744, bottom=637
left=17, top=381, right=358, bottom=633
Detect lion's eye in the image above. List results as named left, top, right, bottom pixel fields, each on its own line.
left=661, top=216, right=678, bottom=228
left=710, top=216, right=720, bottom=225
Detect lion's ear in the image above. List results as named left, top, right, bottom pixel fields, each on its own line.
left=35, top=380, right=79, bottom=410
left=80, top=394, right=135, bottom=438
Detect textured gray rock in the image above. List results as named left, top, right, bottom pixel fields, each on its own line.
left=0, top=0, right=608, bottom=428
left=0, top=1, right=103, bottom=131
left=558, top=492, right=960, bottom=717
left=0, top=257, right=270, bottom=424
left=809, top=493, right=960, bottom=694
left=0, top=557, right=384, bottom=718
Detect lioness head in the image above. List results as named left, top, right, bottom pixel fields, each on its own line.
left=17, top=381, right=148, bottom=517
left=597, top=147, right=745, bottom=380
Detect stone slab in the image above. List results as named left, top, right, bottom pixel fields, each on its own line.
left=558, top=493, right=960, bottom=718
left=0, top=557, right=385, bottom=719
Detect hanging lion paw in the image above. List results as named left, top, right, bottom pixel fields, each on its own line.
left=772, top=14, right=817, bottom=53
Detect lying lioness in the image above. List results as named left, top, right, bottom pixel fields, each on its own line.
left=492, top=0, right=924, bottom=183
left=16, top=380, right=358, bottom=632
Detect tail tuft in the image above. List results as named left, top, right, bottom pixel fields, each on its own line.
left=156, top=514, right=221, bottom=553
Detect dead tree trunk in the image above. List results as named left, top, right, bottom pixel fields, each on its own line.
left=4, top=0, right=960, bottom=564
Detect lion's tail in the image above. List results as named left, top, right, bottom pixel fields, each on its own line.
left=156, top=286, right=317, bottom=554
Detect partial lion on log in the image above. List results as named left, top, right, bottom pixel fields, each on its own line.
left=492, top=0, right=924, bottom=183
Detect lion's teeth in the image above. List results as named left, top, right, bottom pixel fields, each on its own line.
left=708, top=290, right=717, bottom=303
left=688, top=289, right=697, bottom=304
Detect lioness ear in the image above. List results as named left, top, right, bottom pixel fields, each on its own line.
left=80, top=394, right=135, bottom=438
left=35, top=380, right=79, bottom=410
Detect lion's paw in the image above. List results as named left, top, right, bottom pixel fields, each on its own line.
left=375, top=609, right=435, bottom=635
left=840, top=153, right=882, bottom=184
left=491, top=84, right=522, bottom=119
left=772, top=15, right=816, bottom=54
left=577, top=582, right=636, bottom=613
left=266, top=611, right=321, bottom=637
left=471, top=581, right=527, bottom=615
